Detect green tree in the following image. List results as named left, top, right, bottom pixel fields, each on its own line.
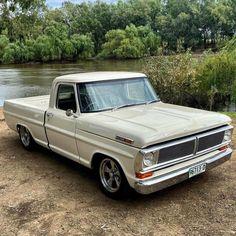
left=71, top=34, right=94, bottom=59
left=62, top=39, right=75, bottom=60
left=1, top=0, right=236, bottom=63
left=2, top=41, right=32, bottom=63
left=210, top=0, right=235, bottom=39
left=0, top=0, right=45, bottom=41
left=0, top=35, right=9, bottom=61
left=137, top=25, right=161, bottom=55
left=100, top=24, right=160, bottom=59
left=43, top=21, right=69, bottom=60
left=33, top=35, right=53, bottom=62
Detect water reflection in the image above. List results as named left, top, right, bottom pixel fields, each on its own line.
left=0, top=60, right=144, bottom=106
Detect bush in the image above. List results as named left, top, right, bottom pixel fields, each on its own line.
left=196, top=51, right=236, bottom=110
left=144, top=50, right=236, bottom=111
left=223, top=36, right=236, bottom=52
left=144, top=52, right=199, bottom=106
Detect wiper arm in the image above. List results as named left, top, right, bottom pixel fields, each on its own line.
left=113, top=103, right=138, bottom=111
left=146, top=99, right=159, bottom=105
left=112, top=100, right=159, bottom=111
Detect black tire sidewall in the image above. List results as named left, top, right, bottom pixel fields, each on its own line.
left=97, top=158, right=130, bottom=199
left=19, top=126, right=35, bottom=150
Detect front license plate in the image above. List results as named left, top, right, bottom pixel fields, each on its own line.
left=189, top=163, right=207, bottom=178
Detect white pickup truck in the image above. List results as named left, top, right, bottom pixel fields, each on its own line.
left=3, top=72, right=233, bottom=198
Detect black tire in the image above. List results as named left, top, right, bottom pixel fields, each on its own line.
left=97, top=157, right=131, bottom=199
left=18, top=126, right=35, bottom=151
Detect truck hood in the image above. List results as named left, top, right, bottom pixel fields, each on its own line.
left=78, top=102, right=231, bottom=148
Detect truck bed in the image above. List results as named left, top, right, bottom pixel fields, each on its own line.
left=5, top=95, right=50, bottom=111
left=3, top=95, right=50, bottom=148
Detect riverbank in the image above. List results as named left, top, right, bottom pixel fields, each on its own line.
left=0, top=60, right=144, bottom=107
left=0, top=108, right=236, bottom=235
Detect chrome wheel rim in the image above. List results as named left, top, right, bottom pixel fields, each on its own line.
left=20, top=126, right=30, bottom=147
left=99, top=158, right=121, bottom=193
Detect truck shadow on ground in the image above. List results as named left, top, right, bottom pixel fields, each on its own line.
left=30, top=142, right=215, bottom=203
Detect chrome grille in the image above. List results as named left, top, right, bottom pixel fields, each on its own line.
left=197, top=131, right=224, bottom=153
left=141, top=125, right=233, bottom=172
left=153, top=126, right=231, bottom=168
left=158, top=140, right=195, bottom=164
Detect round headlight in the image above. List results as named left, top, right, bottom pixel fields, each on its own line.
left=143, top=152, right=155, bottom=167
left=224, top=129, right=232, bottom=142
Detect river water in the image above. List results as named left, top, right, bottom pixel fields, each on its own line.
left=0, top=60, right=144, bottom=107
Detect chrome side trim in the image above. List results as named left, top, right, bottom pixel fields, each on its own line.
left=134, top=148, right=232, bottom=195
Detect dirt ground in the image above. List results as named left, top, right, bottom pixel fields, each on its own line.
left=0, top=109, right=235, bottom=236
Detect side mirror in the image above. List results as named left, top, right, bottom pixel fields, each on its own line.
left=65, top=109, right=74, bottom=117
left=65, top=109, right=78, bottom=118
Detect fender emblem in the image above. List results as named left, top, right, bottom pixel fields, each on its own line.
left=115, top=136, right=134, bottom=145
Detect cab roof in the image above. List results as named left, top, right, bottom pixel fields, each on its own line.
left=54, top=72, right=146, bottom=84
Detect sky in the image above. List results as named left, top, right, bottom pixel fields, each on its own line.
left=46, top=0, right=115, bottom=8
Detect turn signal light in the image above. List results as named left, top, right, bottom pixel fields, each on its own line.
left=136, top=171, right=153, bottom=179
left=218, top=145, right=229, bottom=151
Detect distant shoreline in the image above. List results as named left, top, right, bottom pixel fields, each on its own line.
left=0, top=58, right=145, bottom=66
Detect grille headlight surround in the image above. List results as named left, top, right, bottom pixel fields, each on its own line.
left=143, top=151, right=159, bottom=167
left=224, top=129, right=232, bottom=142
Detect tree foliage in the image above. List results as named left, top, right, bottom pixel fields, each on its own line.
left=0, top=0, right=236, bottom=62
left=99, top=25, right=160, bottom=59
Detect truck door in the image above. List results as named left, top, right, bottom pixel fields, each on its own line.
left=45, top=83, right=79, bottom=162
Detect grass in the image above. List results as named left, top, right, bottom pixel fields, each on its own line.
left=221, top=112, right=236, bottom=119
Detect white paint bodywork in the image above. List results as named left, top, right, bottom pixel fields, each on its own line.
left=78, top=102, right=231, bottom=148
left=3, top=72, right=232, bottom=189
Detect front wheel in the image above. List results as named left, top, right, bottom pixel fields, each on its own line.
left=98, top=157, right=130, bottom=199
left=18, top=126, right=35, bottom=150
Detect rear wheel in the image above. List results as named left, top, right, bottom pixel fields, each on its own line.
left=98, top=157, right=130, bottom=199
left=18, top=126, right=35, bottom=150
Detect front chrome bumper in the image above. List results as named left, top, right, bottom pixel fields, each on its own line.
left=134, top=148, right=233, bottom=195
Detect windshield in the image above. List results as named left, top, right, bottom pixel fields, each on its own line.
left=77, top=77, right=159, bottom=113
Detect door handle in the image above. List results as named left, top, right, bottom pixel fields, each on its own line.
left=47, top=112, right=54, bottom=118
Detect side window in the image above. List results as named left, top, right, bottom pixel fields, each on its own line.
left=56, top=84, right=77, bottom=112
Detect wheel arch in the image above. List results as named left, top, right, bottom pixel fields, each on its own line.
left=92, top=151, right=132, bottom=198
left=90, top=149, right=135, bottom=185
left=16, top=123, right=35, bottom=141
left=91, top=152, right=125, bottom=174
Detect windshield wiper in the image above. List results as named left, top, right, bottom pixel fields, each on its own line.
left=112, top=100, right=159, bottom=111
left=113, top=103, right=138, bottom=111
left=145, top=99, right=159, bottom=105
